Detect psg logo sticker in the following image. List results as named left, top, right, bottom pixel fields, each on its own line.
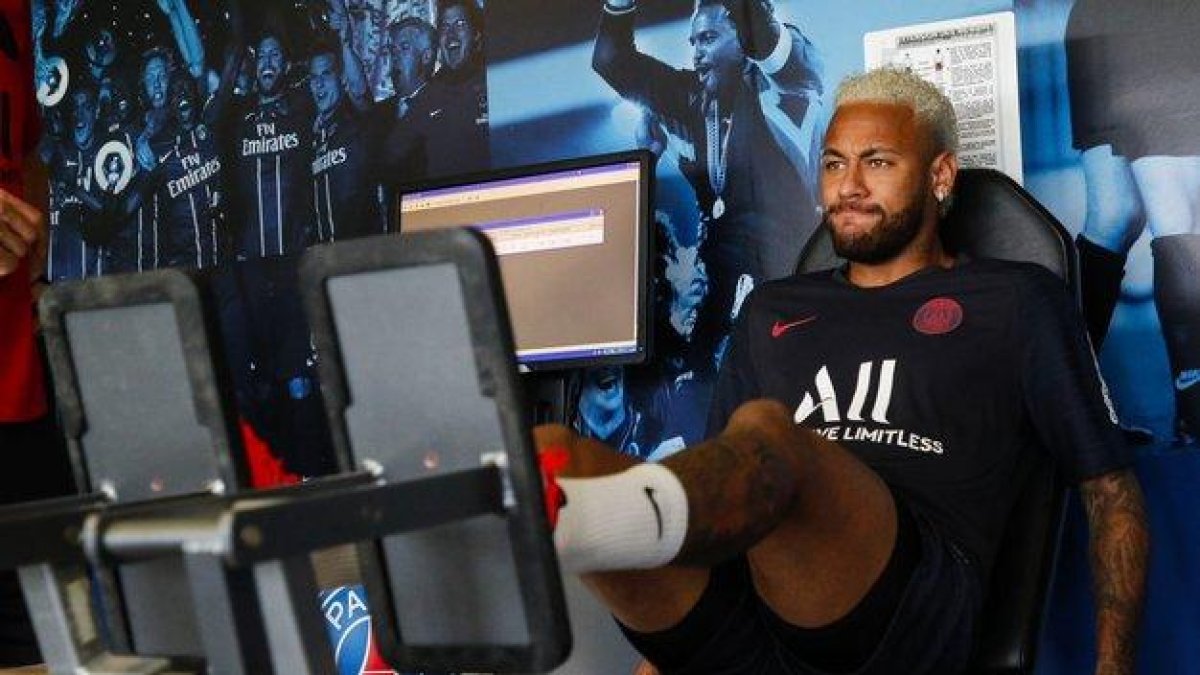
left=320, top=585, right=396, bottom=675
left=913, top=297, right=963, bottom=336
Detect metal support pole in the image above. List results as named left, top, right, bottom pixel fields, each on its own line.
left=182, top=556, right=271, bottom=675
left=254, top=556, right=337, bottom=674
left=18, top=563, right=178, bottom=674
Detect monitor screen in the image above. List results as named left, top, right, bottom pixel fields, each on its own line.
left=399, top=151, right=652, bottom=370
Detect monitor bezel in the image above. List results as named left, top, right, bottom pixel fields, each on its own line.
left=395, top=149, right=655, bottom=372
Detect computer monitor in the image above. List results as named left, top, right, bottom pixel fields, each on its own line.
left=398, top=150, right=653, bottom=371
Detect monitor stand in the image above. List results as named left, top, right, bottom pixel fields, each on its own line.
left=523, top=370, right=573, bottom=426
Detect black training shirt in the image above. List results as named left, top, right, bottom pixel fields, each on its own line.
left=708, top=258, right=1134, bottom=579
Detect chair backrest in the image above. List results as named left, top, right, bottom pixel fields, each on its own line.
left=795, top=168, right=1072, bottom=674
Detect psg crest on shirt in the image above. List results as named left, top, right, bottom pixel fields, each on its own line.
left=912, top=297, right=964, bottom=336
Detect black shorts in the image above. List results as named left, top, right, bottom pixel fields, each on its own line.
left=620, top=500, right=982, bottom=675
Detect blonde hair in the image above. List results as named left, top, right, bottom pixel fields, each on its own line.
left=835, top=66, right=959, bottom=154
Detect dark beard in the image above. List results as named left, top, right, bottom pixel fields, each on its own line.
left=826, top=194, right=927, bottom=265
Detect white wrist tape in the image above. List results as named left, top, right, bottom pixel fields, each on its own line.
left=553, top=463, right=689, bottom=574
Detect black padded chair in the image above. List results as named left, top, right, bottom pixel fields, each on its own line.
left=793, top=168, right=1073, bottom=674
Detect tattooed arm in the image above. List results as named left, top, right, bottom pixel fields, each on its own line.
left=1079, top=468, right=1149, bottom=675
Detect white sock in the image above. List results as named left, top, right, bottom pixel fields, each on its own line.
left=553, top=463, right=689, bottom=573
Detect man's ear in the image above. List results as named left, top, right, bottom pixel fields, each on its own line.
left=930, top=151, right=958, bottom=204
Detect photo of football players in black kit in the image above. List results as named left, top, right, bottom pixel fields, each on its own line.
left=147, top=72, right=224, bottom=269
left=133, top=0, right=231, bottom=271
left=593, top=0, right=824, bottom=365
left=36, top=0, right=230, bottom=277
left=228, top=27, right=316, bottom=260
left=307, top=33, right=386, bottom=242
left=35, top=0, right=495, bottom=273
left=377, top=0, right=490, bottom=183
left=30, top=1, right=498, bottom=669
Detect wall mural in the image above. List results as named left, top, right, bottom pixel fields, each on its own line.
left=30, top=0, right=1198, bottom=672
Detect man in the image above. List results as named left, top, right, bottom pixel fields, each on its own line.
left=81, top=28, right=123, bottom=131
left=47, top=1, right=224, bottom=277
left=45, top=85, right=103, bottom=278
left=94, top=48, right=165, bottom=274
left=69, top=45, right=208, bottom=277
left=644, top=220, right=712, bottom=459
left=137, top=0, right=237, bottom=270
left=378, top=1, right=490, bottom=183
left=386, top=15, right=437, bottom=119
left=370, top=15, right=436, bottom=232
left=0, top=0, right=45, bottom=512
left=593, top=0, right=824, bottom=360
left=219, top=29, right=339, bottom=479
left=574, top=365, right=653, bottom=458
left=0, top=1, right=73, bottom=664
left=228, top=30, right=315, bottom=260
left=428, top=0, right=490, bottom=176
left=148, top=73, right=225, bottom=269
left=538, top=67, right=1148, bottom=674
left=308, top=35, right=384, bottom=242
left=0, top=190, right=53, bottom=667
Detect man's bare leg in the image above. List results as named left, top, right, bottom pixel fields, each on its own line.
left=534, top=399, right=898, bottom=633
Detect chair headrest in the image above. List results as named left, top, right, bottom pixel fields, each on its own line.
left=795, top=168, right=1076, bottom=287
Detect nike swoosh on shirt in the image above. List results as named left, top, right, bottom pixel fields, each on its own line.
left=1175, top=369, right=1200, bottom=391
left=771, top=315, right=817, bottom=338
left=644, top=487, right=664, bottom=540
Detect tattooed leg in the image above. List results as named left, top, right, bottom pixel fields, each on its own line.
left=533, top=398, right=898, bottom=632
